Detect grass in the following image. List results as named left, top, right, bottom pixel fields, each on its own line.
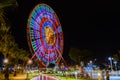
left=27, top=73, right=39, bottom=80
left=27, top=72, right=91, bottom=80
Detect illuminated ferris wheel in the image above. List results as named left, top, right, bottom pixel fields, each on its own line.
left=27, top=3, right=64, bottom=67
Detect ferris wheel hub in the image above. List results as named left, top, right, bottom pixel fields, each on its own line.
left=44, top=26, right=56, bottom=46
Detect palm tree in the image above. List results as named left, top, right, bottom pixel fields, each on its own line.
left=0, top=0, right=18, bottom=9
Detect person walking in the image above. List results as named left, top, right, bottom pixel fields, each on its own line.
left=101, top=70, right=105, bottom=80
left=106, top=71, right=110, bottom=80
left=4, top=67, right=9, bottom=80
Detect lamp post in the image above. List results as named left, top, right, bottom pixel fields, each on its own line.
left=89, top=60, right=93, bottom=80
left=108, top=57, right=113, bottom=71
left=74, top=71, right=78, bottom=80
left=98, top=73, right=101, bottom=80
left=113, top=61, right=117, bottom=71
left=3, top=58, right=9, bottom=80
left=26, top=59, right=33, bottom=79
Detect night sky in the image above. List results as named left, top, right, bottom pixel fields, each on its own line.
left=6, top=0, right=120, bottom=63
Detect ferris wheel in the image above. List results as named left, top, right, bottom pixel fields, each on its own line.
left=27, top=3, right=64, bottom=67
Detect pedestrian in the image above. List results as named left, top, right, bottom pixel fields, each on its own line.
left=4, top=67, right=9, bottom=80
left=13, top=69, right=16, bottom=76
left=106, top=71, right=109, bottom=80
left=101, top=70, right=104, bottom=80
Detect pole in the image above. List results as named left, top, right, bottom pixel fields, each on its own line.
left=115, top=64, right=117, bottom=71
left=113, top=61, right=118, bottom=75
left=91, top=69, right=92, bottom=80
left=114, top=61, right=117, bottom=71
left=110, top=59, right=113, bottom=71
left=108, top=57, right=113, bottom=71
left=74, top=71, right=78, bottom=80
left=98, top=73, right=101, bottom=80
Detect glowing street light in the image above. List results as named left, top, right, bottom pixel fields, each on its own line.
left=27, top=59, right=32, bottom=65
left=26, top=59, right=33, bottom=79
left=98, top=73, right=101, bottom=80
left=3, top=58, right=8, bottom=64
left=108, top=57, right=113, bottom=71
left=3, top=58, right=9, bottom=80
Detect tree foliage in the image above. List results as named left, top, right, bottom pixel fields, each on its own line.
left=68, top=47, right=93, bottom=64
left=68, top=47, right=81, bottom=63
left=0, top=4, right=29, bottom=67
left=0, top=9, right=12, bottom=57
left=113, top=54, right=119, bottom=62
left=0, top=0, right=18, bottom=9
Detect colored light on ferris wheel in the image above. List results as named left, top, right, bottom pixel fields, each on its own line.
left=27, top=3, right=64, bottom=66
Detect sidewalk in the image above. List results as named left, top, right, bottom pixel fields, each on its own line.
left=0, top=73, right=27, bottom=80
left=10, top=74, right=27, bottom=80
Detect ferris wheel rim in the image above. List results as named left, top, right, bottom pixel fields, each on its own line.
left=27, top=3, right=64, bottom=67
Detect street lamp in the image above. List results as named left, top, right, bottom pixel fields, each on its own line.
left=89, top=60, right=93, bottom=80
left=108, top=57, right=113, bottom=71
left=3, top=58, right=9, bottom=80
left=74, top=71, right=78, bottom=80
left=27, top=59, right=32, bottom=65
left=113, top=61, right=117, bottom=71
left=3, top=58, right=8, bottom=64
left=26, top=59, right=33, bottom=79
left=98, top=73, right=101, bottom=80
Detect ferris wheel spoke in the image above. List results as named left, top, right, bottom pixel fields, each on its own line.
left=34, top=9, right=41, bottom=18
left=31, top=35, right=40, bottom=39
left=30, top=27, right=40, bottom=32
left=30, top=33, right=40, bottom=39
left=37, top=46, right=42, bottom=51
left=32, top=38, right=40, bottom=41
left=31, top=17, right=40, bottom=25
left=30, top=21, right=40, bottom=30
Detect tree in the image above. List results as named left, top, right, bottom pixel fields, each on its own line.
left=0, top=0, right=18, bottom=57
left=68, top=47, right=93, bottom=65
left=0, top=1, right=29, bottom=74
left=79, top=49, right=93, bottom=63
left=117, top=50, right=120, bottom=61
left=0, top=0, right=18, bottom=9
left=68, top=47, right=81, bottom=64
left=113, top=54, right=119, bottom=62
left=10, top=47, right=30, bottom=75
left=0, top=15, right=19, bottom=59
left=18, top=48, right=30, bottom=67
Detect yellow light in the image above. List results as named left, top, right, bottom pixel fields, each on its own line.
left=98, top=73, right=101, bottom=80
left=27, top=59, right=32, bottom=65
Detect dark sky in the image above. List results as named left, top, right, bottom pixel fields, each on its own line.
left=6, top=0, right=120, bottom=63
